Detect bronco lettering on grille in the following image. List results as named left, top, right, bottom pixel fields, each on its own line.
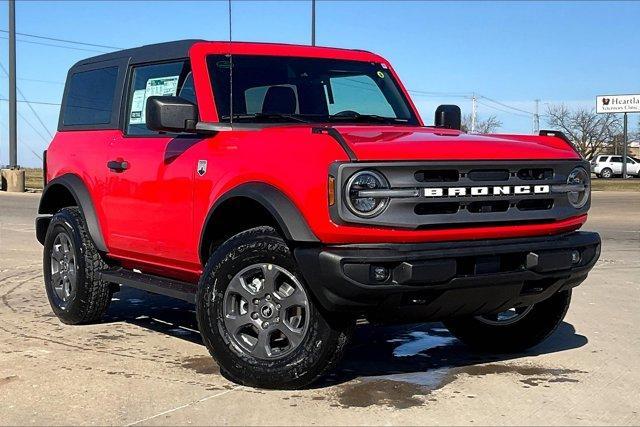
left=423, top=185, right=550, bottom=198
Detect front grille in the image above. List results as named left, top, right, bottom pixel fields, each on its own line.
left=331, top=160, right=590, bottom=229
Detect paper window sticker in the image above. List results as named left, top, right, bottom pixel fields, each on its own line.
left=129, top=89, right=146, bottom=124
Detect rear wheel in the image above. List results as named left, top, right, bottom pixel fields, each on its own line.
left=43, top=207, right=112, bottom=324
left=196, top=226, right=353, bottom=389
left=443, top=290, right=571, bottom=353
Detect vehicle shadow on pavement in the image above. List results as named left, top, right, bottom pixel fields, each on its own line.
left=318, top=320, right=588, bottom=388
left=103, top=287, right=202, bottom=345
left=102, top=287, right=588, bottom=388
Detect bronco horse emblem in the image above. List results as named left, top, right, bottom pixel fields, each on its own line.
left=197, top=160, right=207, bottom=176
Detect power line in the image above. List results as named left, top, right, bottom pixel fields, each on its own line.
left=18, top=110, right=51, bottom=145
left=0, top=76, right=64, bottom=85
left=0, top=98, right=60, bottom=106
left=0, top=62, right=54, bottom=138
left=477, top=99, right=532, bottom=119
left=0, top=29, right=122, bottom=50
left=0, top=116, right=44, bottom=161
left=0, top=35, right=111, bottom=54
left=477, top=94, right=535, bottom=116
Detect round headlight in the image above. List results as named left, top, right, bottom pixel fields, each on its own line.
left=345, top=170, right=389, bottom=217
left=567, top=167, right=590, bottom=208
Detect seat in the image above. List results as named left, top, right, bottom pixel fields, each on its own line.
left=262, top=86, right=296, bottom=115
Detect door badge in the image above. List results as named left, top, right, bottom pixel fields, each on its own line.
left=197, top=160, right=207, bottom=176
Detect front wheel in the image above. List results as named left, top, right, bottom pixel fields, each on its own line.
left=600, top=168, right=613, bottom=179
left=196, top=226, right=353, bottom=389
left=443, top=290, right=571, bottom=353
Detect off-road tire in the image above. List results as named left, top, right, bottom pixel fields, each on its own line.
left=43, top=207, right=111, bottom=324
left=443, top=290, right=572, bottom=353
left=196, top=226, right=353, bottom=389
left=601, top=168, right=613, bottom=179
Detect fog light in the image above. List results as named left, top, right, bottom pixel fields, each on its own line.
left=372, top=266, right=390, bottom=282
left=571, top=250, right=581, bottom=264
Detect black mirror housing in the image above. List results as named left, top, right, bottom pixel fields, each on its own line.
left=434, top=105, right=462, bottom=130
left=146, top=96, right=198, bottom=133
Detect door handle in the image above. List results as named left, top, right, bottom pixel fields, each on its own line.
left=107, top=160, right=129, bottom=172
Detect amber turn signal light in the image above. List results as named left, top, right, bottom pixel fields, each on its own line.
left=328, top=176, right=336, bottom=206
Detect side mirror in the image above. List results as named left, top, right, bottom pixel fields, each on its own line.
left=434, top=105, right=461, bottom=130
left=146, top=96, right=198, bottom=133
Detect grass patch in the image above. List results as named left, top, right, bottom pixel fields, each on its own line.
left=25, top=168, right=44, bottom=190
left=591, top=179, right=640, bottom=192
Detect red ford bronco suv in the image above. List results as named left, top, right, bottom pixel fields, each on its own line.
left=36, top=40, right=600, bottom=389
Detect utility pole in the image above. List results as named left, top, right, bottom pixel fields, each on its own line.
left=2, top=0, right=24, bottom=191
left=8, top=0, right=17, bottom=168
left=533, top=99, right=540, bottom=134
left=622, top=112, right=628, bottom=179
left=470, top=93, right=477, bottom=133
left=311, top=0, right=316, bottom=46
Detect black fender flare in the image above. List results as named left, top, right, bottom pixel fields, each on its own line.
left=37, top=174, right=107, bottom=252
left=199, top=183, right=319, bottom=261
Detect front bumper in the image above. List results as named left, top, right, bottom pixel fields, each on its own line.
left=294, top=231, right=600, bottom=322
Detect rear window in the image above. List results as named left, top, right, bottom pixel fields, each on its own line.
left=63, top=67, right=118, bottom=126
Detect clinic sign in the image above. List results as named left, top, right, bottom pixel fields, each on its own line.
left=596, top=94, right=640, bottom=114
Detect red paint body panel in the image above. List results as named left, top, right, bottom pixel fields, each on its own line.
left=46, top=41, right=588, bottom=282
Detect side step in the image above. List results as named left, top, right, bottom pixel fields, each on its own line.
left=99, top=268, right=196, bottom=304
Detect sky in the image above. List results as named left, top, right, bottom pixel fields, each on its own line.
left=0, top=0, right=639, bottom=166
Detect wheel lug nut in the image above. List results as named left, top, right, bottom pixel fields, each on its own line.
left=274, top=317, right=280, bottom=323
left=276, top=304, right=281, bottom=309
left=253, top=299, right=260, bottom=305
left=262, top=321, right=269, bottom=329
left=265, top=294, right=271, bottom=300
left=251, top=312, right=258, bottom=320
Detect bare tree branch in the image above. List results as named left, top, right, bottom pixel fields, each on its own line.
left=461, top=114, right=502, bottom=134
left=545, top=104, right=622, bottom=159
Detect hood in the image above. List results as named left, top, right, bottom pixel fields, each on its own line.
left=332, top=126, right=580, bottom=161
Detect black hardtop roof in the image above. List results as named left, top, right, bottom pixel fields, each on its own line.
left=71, top=39, right=204, bottom=69
left=70, top=39, right=377, bottom=71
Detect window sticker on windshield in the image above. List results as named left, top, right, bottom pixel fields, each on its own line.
left=376, top=71, right=385, bottom=79
left=129, top=76, right=179, bottom=125
left=129, top=89, right=146, bottom=124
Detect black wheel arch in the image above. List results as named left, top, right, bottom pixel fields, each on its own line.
left=36, top=174, right=107, bottom=252
left=198, top=182, right=319, bottom=265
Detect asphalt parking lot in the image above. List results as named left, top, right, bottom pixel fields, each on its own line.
left=1, top=191, right=638, bottom=426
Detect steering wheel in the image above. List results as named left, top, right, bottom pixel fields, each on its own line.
left=333, top=110, right=360, bottom=117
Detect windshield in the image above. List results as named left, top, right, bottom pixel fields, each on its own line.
left=207, top=55, right=418, bottom=125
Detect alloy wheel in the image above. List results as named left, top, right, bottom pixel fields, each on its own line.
left=222, top=263, right=310, bottom=359
left=50, top=231, right=77, bottom=308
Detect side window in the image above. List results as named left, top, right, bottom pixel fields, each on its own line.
left=611, top=156, right=622, bottom=163
left=178, top=72, right=196, bottom=104
left=126, top=61, right=194, bottom=135
left=63, top=67, right=118, bottom=126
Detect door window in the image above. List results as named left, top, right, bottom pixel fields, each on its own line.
left=610, top=156, right=622, bottom=163
left=126, top=61, right=195, bottom=135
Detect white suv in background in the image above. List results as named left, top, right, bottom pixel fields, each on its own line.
left=591, top=155, right=640, bottom=178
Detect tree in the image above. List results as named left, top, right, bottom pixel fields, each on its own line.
left=545, top=104, right=622, bottom=159
left=461, top=114, right=502, bottom=134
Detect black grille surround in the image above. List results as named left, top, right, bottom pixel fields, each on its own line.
left=330, top=160, right=590, bottom=228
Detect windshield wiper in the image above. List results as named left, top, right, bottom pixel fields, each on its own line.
left=327, top=113, right=408, bottom=124
left=225, top=113, right=311, bottom=123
